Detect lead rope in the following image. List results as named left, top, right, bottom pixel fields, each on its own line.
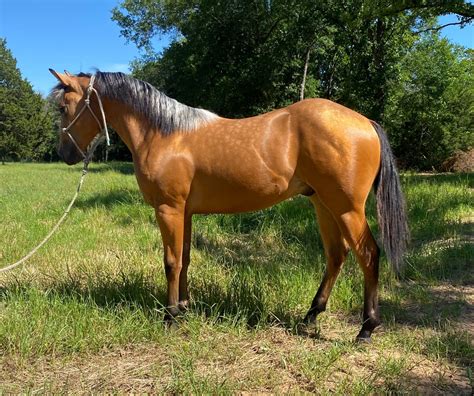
left=0, top=76, right=107, bottom=274
left=0, top=163, right=88, bottom=274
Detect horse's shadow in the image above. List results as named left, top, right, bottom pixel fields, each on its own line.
left=86, top=161, right=135, bottom=175
left=74, top=188, right=143, bottom=210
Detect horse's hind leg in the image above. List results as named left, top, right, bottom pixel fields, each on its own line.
left=336, top=210, right=381, bottom=341
left=305, top=183, right=380, bottom=340
left=303, top=195, right=349, bottom=326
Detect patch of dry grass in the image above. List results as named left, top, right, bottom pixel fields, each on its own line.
left=1, top=319, right=471, bottom=394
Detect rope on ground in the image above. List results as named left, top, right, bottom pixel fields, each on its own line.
left=0, top=164, right=89, bottom=274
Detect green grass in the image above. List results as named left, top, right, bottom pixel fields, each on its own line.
left=0, top=162, right=472, bottom=393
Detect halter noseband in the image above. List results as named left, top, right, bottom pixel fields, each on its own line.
left=61, top=75, right=110, bottom=161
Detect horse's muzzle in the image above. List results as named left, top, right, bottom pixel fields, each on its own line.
left=57, top=143, right=83, bottom=165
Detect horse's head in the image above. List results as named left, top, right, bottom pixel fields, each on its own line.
left=49, top=69, right=104, bottom=165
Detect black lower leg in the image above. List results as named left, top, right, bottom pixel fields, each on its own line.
left=303, top=292, right=327, bottom=324
left=356, top=310, right=381, bottom=341
left=304, top=255, right=346, bottom=325
left=356, top=281, right=381, bottom=341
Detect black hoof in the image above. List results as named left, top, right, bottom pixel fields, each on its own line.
left=303, top=307, right=320, bottom=325
left=297, top=318, right=320, bottom=337
left=164, top=305, right=181, bottom=326
left=355, top=329, right=373, bottom=343
left=178, top=300, right=189, bottom=312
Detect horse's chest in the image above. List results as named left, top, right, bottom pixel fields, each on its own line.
left=134, top=157, right=194, bottom=206
left=134, top=173, right=156, bottom=205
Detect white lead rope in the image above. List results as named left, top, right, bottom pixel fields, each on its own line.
left=0, top=166, right=88, bottom=274
left=0, top=74, right=108, bottom=274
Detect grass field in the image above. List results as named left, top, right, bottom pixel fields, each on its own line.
left=0, top=162, right=472, bottom=393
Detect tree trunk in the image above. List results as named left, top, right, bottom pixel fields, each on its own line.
left=372, top=18, right=387, bottom=120
left=300, top=46, right=311, bottom=101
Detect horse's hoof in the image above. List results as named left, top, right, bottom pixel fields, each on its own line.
left=296, top=320, right=320, bottom=337
left=178, top=300, right=189, bottom=312
left=164, top=313, right=181, bottom=331
left=355, top=329, right=373, bottom=343
left=165, top=319, right=179, bottom=331
left=164, top=306, right=181, bottom=327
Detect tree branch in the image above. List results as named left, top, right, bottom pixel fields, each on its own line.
left=378, top=0, right=474, bottom=19
left=414, top=17, right=474, bottom=34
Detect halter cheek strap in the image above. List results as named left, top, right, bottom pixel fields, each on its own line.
left=61, top=75, right=110, bottom=162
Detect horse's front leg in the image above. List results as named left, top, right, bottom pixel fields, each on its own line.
left=178, top=214, right=192, bottom=312
left=155, top=204, right=185, bottom=321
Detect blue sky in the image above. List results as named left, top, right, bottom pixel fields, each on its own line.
left=0, top=1, right=472, bottom=95
left=0, top=0, right=169, bottom=95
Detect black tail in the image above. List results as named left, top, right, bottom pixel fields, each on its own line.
left=371, top=121, right=409, bottom=275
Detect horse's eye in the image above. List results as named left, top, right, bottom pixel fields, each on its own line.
left=59, top=105, right=67, bottom=114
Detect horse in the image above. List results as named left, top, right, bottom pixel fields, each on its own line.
left=49, top=69, right=408, bottom=341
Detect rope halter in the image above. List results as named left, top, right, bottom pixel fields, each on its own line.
left=61, top=74, right=110, bottom=164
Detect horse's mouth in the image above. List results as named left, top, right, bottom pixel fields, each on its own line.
left=57, top=144, right=83, bottom=165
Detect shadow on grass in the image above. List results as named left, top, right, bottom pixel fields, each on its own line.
left=86, top=162, right=135, bottom=175
left=74, top=188, right=144, bottom=210
left=0, top=271, right=303, bottom=332
left=0, top=271, right=166, bottom=320
left=192, top=196, right=322, bottom=256
left=382, top=284, right=470, bottom=326
left=381, top=282, right=473, bottom=367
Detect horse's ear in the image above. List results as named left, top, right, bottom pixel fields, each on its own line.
left=49, top=68, right=70, bottom=86
left=49, top=68, right=81, bottom=92
left=64, top=70, right=73, bottom=77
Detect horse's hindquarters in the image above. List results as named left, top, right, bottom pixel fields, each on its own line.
left=292, top=99, right=381, bottom=210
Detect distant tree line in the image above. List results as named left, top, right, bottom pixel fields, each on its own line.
left=0, top=39, right=58, bottom=164
left=1, top=0, right=473, bottom=170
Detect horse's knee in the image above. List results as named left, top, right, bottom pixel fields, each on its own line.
left=164, top=257, right=182, bottom=278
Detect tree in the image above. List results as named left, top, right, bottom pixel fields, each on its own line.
left=119, top=0, right=318, bottom=117
left=384, top=34, right=473, bottom=169
left=113, top=0, right=472, bottom=117
left=112, top=0, right=473, bottom=169
left=0, top=38, right=57, bottom=163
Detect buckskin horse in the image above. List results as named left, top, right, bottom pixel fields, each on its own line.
left=50, top=69, right=408, bottom=341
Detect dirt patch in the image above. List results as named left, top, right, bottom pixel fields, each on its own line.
left=0, top=345, right=170, bottom=393
left=441, top=149, right=474, bottom=173
left=1, top=324, right=472, bottom=394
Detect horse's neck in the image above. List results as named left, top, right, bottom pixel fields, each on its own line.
left=104, top=100, right=158, bottom=157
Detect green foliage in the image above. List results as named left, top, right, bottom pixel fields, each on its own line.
left=0, top=38, right=57, bottom=163
left=384, top=35, right=473, bottom=169
left=115, top=1, right=419, bottom=118
left=112, top=0, right=473, bottom=170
